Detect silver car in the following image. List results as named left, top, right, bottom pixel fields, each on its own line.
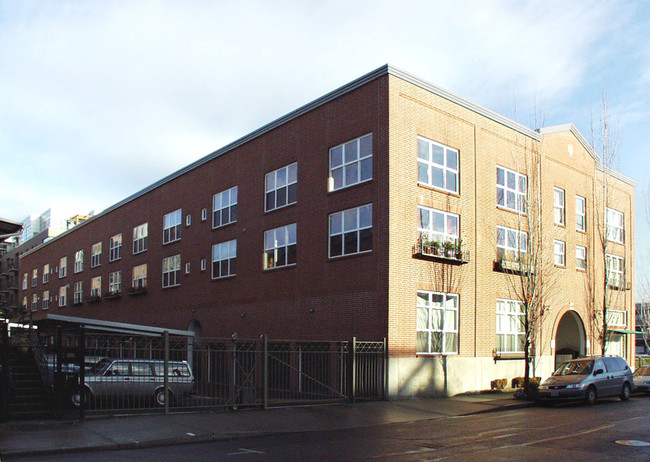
left=539, top=356, right=633, bottom=405
left=71, top=358, right=194, bottom=407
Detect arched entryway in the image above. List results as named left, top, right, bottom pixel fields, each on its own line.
left=554, top=311, right=586, bottom=370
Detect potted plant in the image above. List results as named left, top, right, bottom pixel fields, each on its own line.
left=431, top=240, right=441, bottom=256
left=443, top=240, right=454, bottom=257
left=455, top=238, right=464, bottom=260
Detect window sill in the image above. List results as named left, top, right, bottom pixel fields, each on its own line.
left=211, top=274, right=237, bottom=281
left=416, top=182, right=459, bottom=197
left=328, top=250, right=373, bottom=262
left=496, top=205, right=527, bottom=216
left=264, top=202, right=297, bottom=215
left=263, top=264, right=297, bottom=272
left=212, top=221, right=237, bottom=231
left=162, top=239, right=181, bottom=246
left=327, top=178, right=373, bottom=195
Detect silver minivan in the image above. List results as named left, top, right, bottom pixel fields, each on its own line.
left=539, top=356, right=633, bottom=404
left=71, top=358, right=194, bottom=407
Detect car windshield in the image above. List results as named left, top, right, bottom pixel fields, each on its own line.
left=93, top=358, right=113, bottom=373
left=553, top=360, right=594, bottom=376
left=634, top=366, right=650, bottom=376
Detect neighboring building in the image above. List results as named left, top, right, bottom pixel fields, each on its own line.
left=636, top=302, right=648, bottom=357
left=18, top=65, right=636, bottom=397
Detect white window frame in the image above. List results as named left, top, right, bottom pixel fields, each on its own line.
left=576, top=195, right=586, bottom=232
left=42, top=291, right=49, bottom=310
left=606, top=208, right=624, bottom=243
left=74, top=250, right=83, bottom=273
left=43, top=264, right=49, bottom=284
left=416, top=291, right=459, bottom=355
left=58, top=286, right=67, bottom=307
left=109, top=234, right=122, bottom=262
left=264, top=224, right=297, bottom=270
left=133, top=223, right=148, bottom=254
left=212, top=240, right=237, bottom=279
left=90, top=276, right=101, bottom=298
left=163, top=209, right=182, bottom=244
left=108, top=271, right=121, bottom=295
left=265, top=164, right=297, bottom=212
left=576, top=245, right=587, bottom=271
left=496, top=299, right=525, bottom=354
left=496, top=226, right=527, bottom=253
left=132, top=264, right=147, bottom=289
left=607, top=309, right=627, bottom=328
left=606, top=253, right=625, bottom=288
left=91, top=242, right=102, bottom=268
left=73, top=281, right=83, bottom=304
left=496, top=166, right=527, bottom=213
left=554, top=187, right=565, bottom=226
left=329, top=204, right=373, bottom=258
left=162, top=255, right=181, bottom=288
left=22, top=273, right=27, bottom=290
left=329, top=133, right=373, bottom=191
left=417, top=136, right=458, bottom=194
left=417, top=206, right=459, bottom=244
left=31, top=269, right=37, bottom=287
left=59, top=257, right=67, bottom=278
left=213, top=186, right=238, bottom=228
left=554, top=240, right=566, bottom=267
left=31, top=294, right=38, bottom=312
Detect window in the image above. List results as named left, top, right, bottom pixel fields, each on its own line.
left=109, top=271, right=121, bottom=295
left=133, top=223, right=148, bottom=254
left=576, top=245, right=587, bottom=271
left=329, top=133, right=373, bottom=191
left=43, top=264, right=49, bottom=284
left=607, top=309, right=627, bottom=328
left=213, top=186, right=238, bottom=228
left=201, top=258, right=206, bottom=271
left=416, top=291, right=458, bottom=354
left=59, top=286, right=66, bottom=307
left=90, top=276, right=101, bottom=298
left=163, top=209, right=182, bottom=244
left=417, top=206, right=459, bottom=243
left=22, top=273, right=27, bottom=290
left=186, top=214, right=191, bottom=227
left=266, top=164, right=297, bottom=211
left=212, top=240, right=237, bottom=279
left=162, top=255, right=181, bottom=288
left=132, top=264, right=147, bottom=289
left=496, top=299, right=524, bottom=353
left=417, top=137, right=458, bottom=193
left=109, top=234, right=122, bottom=262
left=496, top=226, right=527, bottom=253
left=59, top=257, right=67, bottom=278
left=264, top=224, right=297, bottom=269
left=42, top=291, right=49, bottom=310
left=31, top=269, right=38, bottom=287
left=606, top=254, right=625, bottom=288
left=201, top=208, right=207, bottom=221
left=73, top=281, right=83, bottom=304
left=554, top=240, right=566, bottom=266
left=329, top=204, right=372, bottom=258
left=576, top=195, right=586, bottom=232
left=606, top=208, right=624, bottom=243
left=554, top=187, right=565, bottom=226
left=31, top=294, right=38, bottom=312
left=91, top=242, right=102, bottom=268
left=74, top=250, right=84, bottom=273
left=496, top=166, right=527, bottom=213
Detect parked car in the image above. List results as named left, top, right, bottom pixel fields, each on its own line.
left=538, top=356, right=633, bottom=405
left=633, top=366, right=650, bottom=393
left=71, top=358, right=194, bottom=407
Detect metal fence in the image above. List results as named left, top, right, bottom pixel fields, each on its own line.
left=41, top=328, right=385, bottom=417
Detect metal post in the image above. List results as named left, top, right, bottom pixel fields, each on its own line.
left=350, top=337, right=356, bottom=403
left=54, top=326, right=63, bottom=419
left=1, top=321, right=9, bottom=421
left=164, top=330, right=169, bottom=415
left=383, top=337, right=388, bottom=401
left=79, top=326, right=85, bottom=420
left=263, top=335, right=268, bottom=409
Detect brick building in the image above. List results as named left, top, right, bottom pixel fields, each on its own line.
left=18, top=65, right=636, bottom=397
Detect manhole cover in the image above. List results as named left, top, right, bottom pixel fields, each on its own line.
left=615, top=440, right=650, bottom=447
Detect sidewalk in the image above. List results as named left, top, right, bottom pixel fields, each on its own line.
left=0, top=393, right=534, bottom=460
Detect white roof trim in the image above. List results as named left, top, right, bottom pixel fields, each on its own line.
left=43, top=313, right=194, bottom=337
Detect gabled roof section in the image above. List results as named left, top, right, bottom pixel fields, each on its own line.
left=540, top=124, right=637, bottom=187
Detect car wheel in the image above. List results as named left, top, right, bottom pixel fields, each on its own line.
left=70, top=387, right=90, bottom=407
left=620, top=383, right=631, bottom=401
left=154, top=388, right=172, bottom=407
left=586, top=386, right=597, bottom=405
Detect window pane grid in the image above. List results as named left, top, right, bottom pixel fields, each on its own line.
left=496, top=299, right=525, bottom=353
left=163, top=209, right=182, bottom=244
left=329, top=134, right=373, bottom=191
left=266, top=165, right=297, bottom=211
left=213, top=186, right=238, bottom=227
left=417, top=137, right=458, bottom=193
left=212, top=240, right=237, bottom=279
left=416, top=291, right=459, bottom=354
left=329, top=204, right=373, bottom=258
left=162, top=255, right=181, bottom=288
left=264, top=224, right=297, bottom=269
left=496, top=166, right=527, bottom=213
left=417, top=206, right=459, bottom=243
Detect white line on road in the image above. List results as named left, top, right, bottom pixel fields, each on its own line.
left=228, top=448, right=266, bottom=456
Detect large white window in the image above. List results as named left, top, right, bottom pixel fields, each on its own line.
left=417, top=206, right=459, bottom=243
left=496, top=226, right=527, bottom=253
left=329, top=204, right=372, bottom=258
left=43, top=264, right=49, bottom=284
left=212, top=240, right=237, bottom=279
left=109, top=234, right=122, bottom=262
left=91, top=242, right=102, bottom=268
left=554, top=240, right=566, bottom=267
left=42, top=291, right=49, bottom=310
left=31, top=269, right=37, bottom=287
left=417, top=137, right=458, bottom=193
left=606, top=254, right=625, bottom=288
left=133, top=223, right=148, bottom=254
left=607, top=309, right=627, bottom=328
left=554, top=187, right=565, bottom=226
left=576, top=245, right=587, bottom=271
left=576, top=195, right=586, bottom=232
left=266, top=164, right=297, bottom=211
left=74, top=250, right=84, bottom=273
left=31, top=294, right=38, bottom=312
left=213, top=186, right=238, bottom=228
left=496, top=166, right=527, bottom=213
left=606, top=208, right=624, bottom=243
left=58, top=286, right=67, bottom=307
left=22, top=273, right=27, bottom=290
left=162, top=255, right=181, bottom=288
left=163, top=209, right=182, bottom=244
left=73, top=281, right=83, bottom=305
left=132, top=264, right=147, bottom=289
left=109, top=271, right=121, bottom=295
left=416, top=291, right=458, bottom=354
left=90, top=276, right=101, bottom=298
left=264, top=224, right=297, bottom=269
left=59, top=257, right=67, bottom=278
left=496, top=299, right=525, bottom=353
left=329, top=134, right=373, bottom=191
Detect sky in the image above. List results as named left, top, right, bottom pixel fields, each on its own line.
left=1, top=1, right=649, bottom=288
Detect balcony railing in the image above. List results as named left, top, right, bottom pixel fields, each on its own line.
left=412, top=237, right=470, bottom=265
left=86, top=294, right=101, bottom=304
left=127, top=282, right=147, bottom=296
left=103, top=290, right=122, bottom=300
left=494, top=248, right=535, bottom=275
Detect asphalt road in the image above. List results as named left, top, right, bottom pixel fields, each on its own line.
left=15, top=396, right=650, bottom=461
